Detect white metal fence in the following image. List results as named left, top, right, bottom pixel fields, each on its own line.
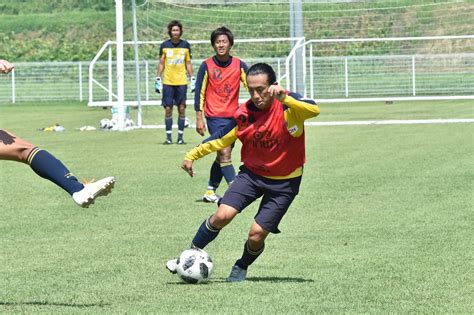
left=307, top=53, right=474, bottom=102
left=0, top=62, right=87, bottom=103
left=289, top=35, right=474, bottom=102
left=0, top=59, right=281, bottom=105
left=1, top=36, right=473, bottom=104
left=87, top=38, right=298, bottom=107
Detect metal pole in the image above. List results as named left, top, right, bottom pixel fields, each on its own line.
left=115, top=0, right=126, bottom=130
left=79, top=63, right=83, bottom=101
left=344, top=58, right=349, bottom=97
left=145, top=60, right=149, bottom=101
left=310, top=44, right=314, bottom=99
left=302, top=37, right=306, bottom=97
left=289, top=1, right=294, bottom=41
left=289, top=0, right=304, bottom=94
left=412, top=55, right=416, bottom=96
left=132, top=0, right=142, bottom=127
left=11, top=69, right=15, bottom=103
left=108, top=46, right=113, bottom=102
left=285, top=57, right=291, bottom=90
left=292, top=57, right=296, bottom=91
left=277, top=59, right=281, bottom=80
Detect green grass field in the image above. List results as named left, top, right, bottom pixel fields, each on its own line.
left=0, top=100, right=473, bottom=313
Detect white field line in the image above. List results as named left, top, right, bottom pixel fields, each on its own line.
left=138, top=118, right=474, bottom=129
left=305, top=118, right=474, bottom=126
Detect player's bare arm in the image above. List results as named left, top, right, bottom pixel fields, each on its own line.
left=186, top=60, right=193, bottom=78
left=157, top=56, right=165, bottom=78
left=0, top=60, right=14, bottom=74
left=195, top=111, right=206, bottom=136
left=181, top=159, right=195, bottom=177
left=267, top=84, right=286, bottom=102
left=0, top=129, right=16, bottom=145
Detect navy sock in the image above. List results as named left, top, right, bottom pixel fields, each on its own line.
left=235, top=241, right=265, bottom=270
left=220, top=162, right=235, bottom=185
left=191, top=216, right=221, bottom=249
left=165, top=117, right=172, bottom=141
left=177, top=116, right=185, bottom=141
left=28, top=148, right=84, bottom=195
left=208, top=161, right=223, bottom=190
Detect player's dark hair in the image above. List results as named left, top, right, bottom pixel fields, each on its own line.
left=210, top=26, right=234, bottom=46
left=167, top=20, right=183, bottom=37
left=247, top=63, right=277, bottom=85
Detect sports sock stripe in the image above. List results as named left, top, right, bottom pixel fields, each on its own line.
left=246, top=241, right=265, bottom=256
left=26, top=147, right=41, bottom=165
left=205, top=216, right=220, bottom=232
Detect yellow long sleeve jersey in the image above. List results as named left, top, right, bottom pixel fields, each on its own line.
left=185, top=92, right=320, bottom=179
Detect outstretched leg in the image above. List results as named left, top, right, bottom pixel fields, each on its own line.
left=0, top=129, right=38, bottom=162
left=0, top=129, right=115, bottom=207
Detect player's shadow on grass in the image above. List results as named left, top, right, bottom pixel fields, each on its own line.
left=167, top=276, right=313, bottom=285
left=0, top=301, right=109, bottom=308
left=194, top=199, right=213, bottom=203
left=209, top=276, right=314, bottom=283
left=245, top=276, right=314, bottom=283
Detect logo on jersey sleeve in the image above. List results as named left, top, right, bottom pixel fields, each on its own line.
left=288, top=125, right=298, bottom=135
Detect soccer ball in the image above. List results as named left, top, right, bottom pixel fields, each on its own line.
left=176, top=248, right=213, bottom=284
left=124, top=118, right=135, bottom=128
left=100, top=118, right=112, bottom=129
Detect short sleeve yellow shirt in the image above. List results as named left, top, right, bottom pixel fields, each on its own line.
left=159, top=39, right=192, bottom=86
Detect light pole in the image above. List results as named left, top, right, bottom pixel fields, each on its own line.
left=289, top=0, right=305, bottom=95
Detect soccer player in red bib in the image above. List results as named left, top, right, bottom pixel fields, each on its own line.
left=167, top=63, right=320, bottom=282
left=194, top=27, right=248, bottom=203
left=1, top=59, right=115, bottom=208
left=156, top=20, right=194, bottom=145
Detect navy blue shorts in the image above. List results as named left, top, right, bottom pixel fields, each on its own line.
left=162, top=84, right=187, bottom=107
left=220, top=166, right=302, bottom=234
left=206, top=117, right=233, bottom=135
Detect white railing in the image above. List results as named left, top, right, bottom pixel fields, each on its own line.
left=1, top=36, right=473, bottom=105
left=288, top=35, right=474, bottom=102
left=0, top=61, right=88, bottom=103
left=87, top=38, right=301, bottom=107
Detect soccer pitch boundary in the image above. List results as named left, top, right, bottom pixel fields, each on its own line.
left=305, top=118, right=474, bottom=126
left=140, top=118, right=474, bottom=129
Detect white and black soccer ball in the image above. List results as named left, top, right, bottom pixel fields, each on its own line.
left=176, top=248, right=213, bottom=284
left=124, top=118, right=135, bottom=128
left=184, top=117, right=190, bottom=128
left=110, top=118, right=119, bottom=130
left=100, top=118, right=112, bottom=129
